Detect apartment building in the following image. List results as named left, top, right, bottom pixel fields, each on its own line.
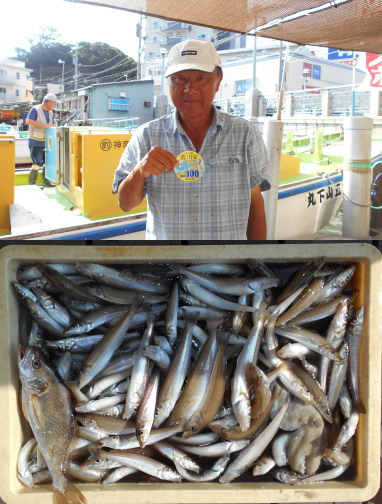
left=0, top=58, right=33, bottom=104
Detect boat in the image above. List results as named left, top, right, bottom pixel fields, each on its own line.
left=1, top=122, right=381, bottom=240
left=0, top=123, right=31, bottom=167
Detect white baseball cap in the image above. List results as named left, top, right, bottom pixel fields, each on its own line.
left=165, top=40, right=222, bottom=77
left=43, top=93, right=60, bottom=103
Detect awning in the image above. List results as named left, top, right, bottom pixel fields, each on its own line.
left=64, top=0, right=382, bottom=53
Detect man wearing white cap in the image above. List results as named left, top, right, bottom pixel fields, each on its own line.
left=26, top=93, right=59, bottom=186
left=113, top=40, right=270, bottom=240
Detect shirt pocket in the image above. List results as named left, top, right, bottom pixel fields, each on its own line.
left=214, top=154, right=243, bottom=187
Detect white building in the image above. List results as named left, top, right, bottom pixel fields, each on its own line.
left=142, top=18, right=365, bottom=113
left=0, top=58, right=33, bottom=104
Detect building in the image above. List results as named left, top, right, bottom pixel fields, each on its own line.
left=59, top=79, right=154, bottom=126
left=142, top=17, right=220, bottom=98
left=0, top=58, right=33, bottom=104
left=142, top=18, right=366, bottom=116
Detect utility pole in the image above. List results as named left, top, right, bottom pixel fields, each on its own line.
left=136, top=14, right=143, bottom=80
left=73, top=47, right=79, bottom=90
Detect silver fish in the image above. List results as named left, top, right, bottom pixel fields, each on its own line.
left=136, top=367, right=161, bottom=447
left=76, top=262, right=170, bottom=294
left=170, top=262, right=278, bottom=295
left=181, top=278, right=258, bottom=312
left=100, top=451, right=181, bottom=481
left=219, top=401, right=288, bottom=483
left=78, top=299, right=142, bottom=389
left=347, top=306, right=366, bottom=413
left=173, top=454, right=230, bottom=482
left=123, top=314, right=155, bottom=420
left=153, top=314, right=196, bottom=428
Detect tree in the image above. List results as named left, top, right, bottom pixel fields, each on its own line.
left=14, top=26, right=137, bottom=90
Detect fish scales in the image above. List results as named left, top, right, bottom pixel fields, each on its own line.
left=14, top=259, right=364, bottom=492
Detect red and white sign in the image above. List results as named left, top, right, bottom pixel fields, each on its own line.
left=366, top=52, right=382, bottom=87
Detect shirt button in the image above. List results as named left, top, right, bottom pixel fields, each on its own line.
left=193, top=193, right=198, bottom=198
left=193, top=219, right=198, bottom=224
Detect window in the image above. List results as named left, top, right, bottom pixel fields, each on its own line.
left=0, top=87, right=6, bottom=93
left=108, top=97, right=129, bottom=111
left=235, top=79, right=252, bottom=94
left=197, top=34, right=206, bottom=40
left=148, top=51, right=158, bottom=58
left=149, top=37, right=158, bottom=44
left=16, top=72, right=20, bottom=79
left=149, top=21, right=158, bottom=29
left=16, top=89, right=20, bottom=96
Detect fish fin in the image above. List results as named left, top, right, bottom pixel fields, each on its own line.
left=53, top=481, right=87, bottom=504
left=28, top=394, right=47, bottom=430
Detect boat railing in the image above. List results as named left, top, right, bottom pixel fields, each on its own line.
left=69, top=117, right=140, bottom=128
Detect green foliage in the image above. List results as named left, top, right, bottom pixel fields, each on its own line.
left=16, top=25, right=137, bottom=89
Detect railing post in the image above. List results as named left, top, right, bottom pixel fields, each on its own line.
left=369, top=89, right=382, bottom=117
left=244, top=88, right=260, bottom=118
left=321, top=90, right=331, bottom=117
left=285, top=94, right=294, bottom=117
left=342, top=116, right=373, bottom=239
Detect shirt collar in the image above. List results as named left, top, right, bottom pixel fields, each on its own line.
left=167, top=105, right=224, bottom=135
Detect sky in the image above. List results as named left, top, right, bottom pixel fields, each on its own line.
left=0, top=0, right=141, bottom=60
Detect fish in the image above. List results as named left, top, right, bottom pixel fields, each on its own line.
left=219, top=401, right=289, bottom=483
left=37, top=263, right=100, bottom=303
left=169, top=262, right=278, bottom=295
left=14, top=258, right=365, bottom=490
left=99, top=451, right=181, bottom=481
left=173, top=454, right=230, bottom=482
left=182, top=331, right=229, bottom=438
left=180, top=278, right=258, bottom=312
left=18, top=346, right=87, bottom=504
left=123, top=314, right=155, bottom=420
left=135, top=367, right=161, bottom=447
left=275, top=257, right=327, bottom=304
left=231, top=304, right=266, bottom=430
left=78, top=299, right=143, bottom=389
left=153, top=314, right=197, bottom=428
left=75, top=262, right=170, bottom=294
left=346, top=306, right=366, bottom=413
left=275, top=326, right=341, bottom=362
left=275, top=277, right=325, bottom=326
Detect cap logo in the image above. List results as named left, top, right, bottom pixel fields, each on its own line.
left=181, top=50, right=197, bottom=56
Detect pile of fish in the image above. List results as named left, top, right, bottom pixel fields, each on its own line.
left=15, top=257, right=365, bottom=503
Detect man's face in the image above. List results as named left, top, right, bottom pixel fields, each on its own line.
left=43, top=101, right=57, bottom=111
left=168, top=68, right=222, bottom=121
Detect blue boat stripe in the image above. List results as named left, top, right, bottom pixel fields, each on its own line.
left=278, top=175, right=342, bottom=200
left=53, top=221, right=146, bottom=240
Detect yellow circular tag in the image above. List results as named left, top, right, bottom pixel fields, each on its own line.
left=175, top=151, right=205, bottom=182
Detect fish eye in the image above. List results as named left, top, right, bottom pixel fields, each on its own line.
left=32, top=359, right=41, bottom=369
left=191, top=426, right=196, bottom=432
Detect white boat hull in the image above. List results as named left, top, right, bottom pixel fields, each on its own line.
left=268, top=171, right=343, bottom=239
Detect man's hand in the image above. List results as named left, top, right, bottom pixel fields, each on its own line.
left=137, top=146, right=178, bottom=178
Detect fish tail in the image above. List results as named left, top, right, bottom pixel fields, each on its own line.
left=53, top=481, right=87, bottom=504
left=354, top=398, right=366, bottom=414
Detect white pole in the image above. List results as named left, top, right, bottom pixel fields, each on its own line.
left=342, top=116, right=373, bottom=239
left=263, top=118, right=284, bottom=240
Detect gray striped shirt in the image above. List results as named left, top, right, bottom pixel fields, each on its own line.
left=112, top=106, right=269, bottom=240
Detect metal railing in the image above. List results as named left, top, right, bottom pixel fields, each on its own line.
left=215, top=87, right=377, bottom=118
